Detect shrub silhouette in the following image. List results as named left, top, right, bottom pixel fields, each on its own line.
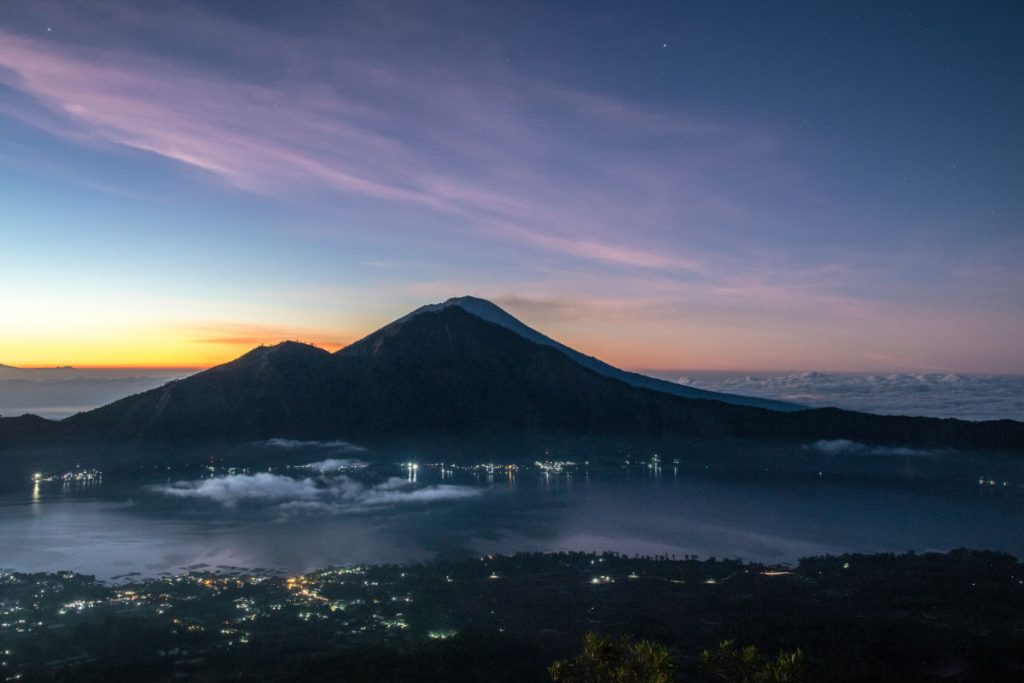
left=549, top=632, right=675, bottom=683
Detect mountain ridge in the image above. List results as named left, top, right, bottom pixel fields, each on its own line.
left=1, top=299, right=1022, bottom=452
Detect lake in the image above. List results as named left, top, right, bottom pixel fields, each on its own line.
left=2, top=449, right=1022, bottom=580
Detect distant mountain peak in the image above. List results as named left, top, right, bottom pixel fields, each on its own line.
left=0, top=363, right=77, bottom=376
left=443, top=295, right=495, bottom=306
left=399, top=296, right=801, bottom=411
left=233, top=340, right=330, bottom=362
left=246, top=340, right=324, bottom=352
left=401, top=295, right=507, bottom=321
left=271, top=340, right=324, bottom=351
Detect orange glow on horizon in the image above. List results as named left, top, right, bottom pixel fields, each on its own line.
left=1, top=325, right=353, bottom=371
left=15, top=364, right=207, bottom=371
left=4, top=312, right=1012, bottom=374
left=4, top=320, right=684, bottom=371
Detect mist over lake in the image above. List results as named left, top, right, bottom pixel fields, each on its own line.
left=4, top=444, right=1022, bottom=581
left=651, top=371, right=1024, bottom=422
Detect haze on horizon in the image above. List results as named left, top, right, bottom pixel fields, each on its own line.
left=1, top=1, right=1022, bottom=373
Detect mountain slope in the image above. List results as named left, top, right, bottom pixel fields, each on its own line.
left=64, top=342, right=340, bottom=439
left=402, top=296, right=800, bottom=411
left=330, top=305, right=730, bottom=434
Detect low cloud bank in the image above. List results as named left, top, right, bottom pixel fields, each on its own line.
left=806, top=439, right=940, bottom=457
left=302, top=458, right=368, bottom=473
left=672, top=371, right=1024, bottom=422
left=0, top=371, right=191, bottom=419
left=158, top=472, right=321, bottom=506
left=153, top=473, right=479, bottom=512
left=264, top=438, right=365, bottom=452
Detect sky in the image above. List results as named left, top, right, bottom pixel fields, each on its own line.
left=0, top=0, right=1022, bottom=372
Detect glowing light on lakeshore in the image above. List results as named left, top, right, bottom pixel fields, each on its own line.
left=428, top=629, right=457, bottom=640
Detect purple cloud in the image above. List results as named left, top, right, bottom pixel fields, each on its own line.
left=0, top=3, right=775, bottom=275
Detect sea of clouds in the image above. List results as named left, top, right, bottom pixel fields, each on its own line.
left=4, top=367, right=1021, bottom=424
left=665, top=371, right=1024, bottom=422
left=152, top=460, right=481, bottom=514
left=0, top=368, right=191, bottom=419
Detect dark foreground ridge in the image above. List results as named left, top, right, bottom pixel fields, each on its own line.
left=4, top=549, right=1022, bottom=682
left=1, top=298, right=1022, bottom=452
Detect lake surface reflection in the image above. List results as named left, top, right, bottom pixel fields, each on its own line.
left=2, top=461, right=1022, bottom=580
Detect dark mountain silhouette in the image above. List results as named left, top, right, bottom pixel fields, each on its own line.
left=1, top=300, right=1022, bottom=451
left=402, top=296, right=800, bottom=411
left=0, top=363, right=78, bottom=379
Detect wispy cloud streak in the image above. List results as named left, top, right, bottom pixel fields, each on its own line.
left=0, top=5, right=766, bottom=274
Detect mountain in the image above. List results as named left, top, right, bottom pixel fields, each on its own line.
left=0, top=364, right=79, bottom=380
left=403, top=296, right=800, bottom=411
left=59, top=308, right=723, bottom=440
left=2, top=299, right=1022, bottom=451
